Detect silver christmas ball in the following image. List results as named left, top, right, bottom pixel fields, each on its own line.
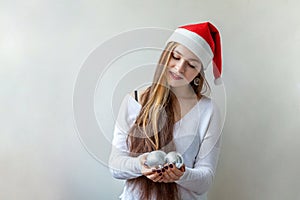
left=145, top=150, right=167, bottom=168
left=165, top=151, right=184, bottom=168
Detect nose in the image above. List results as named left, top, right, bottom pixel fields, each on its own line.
left=174, top=59, right=186, bottom=74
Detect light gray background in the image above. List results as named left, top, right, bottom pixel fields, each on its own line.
left=1, top=0, right=300, bottom=200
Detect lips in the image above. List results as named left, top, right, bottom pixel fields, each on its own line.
left=169, top=71, right=183, bottom=80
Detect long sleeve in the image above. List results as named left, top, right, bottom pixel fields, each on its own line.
left=175, top=100, right=223, bottom=195
left=108, top=94, right=143, bottom=180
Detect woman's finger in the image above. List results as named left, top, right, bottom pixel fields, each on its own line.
left=180, top=164, right=186, bottom=172
left=141, top=165, right=157, bottom=176
left=170, top=167, right=184, bottom=177
left=162, top=164, right=185, bottom=182
left=157, top=176, right=164, bottom=182
left=147, top=172, right=162, bottom=182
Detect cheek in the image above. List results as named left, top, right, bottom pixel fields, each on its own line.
left=167, top=59, right=176, bottom=67
left=185, top=71, right=199, bottom=81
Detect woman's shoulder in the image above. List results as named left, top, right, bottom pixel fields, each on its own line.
left=197, top=95, right=216, bottom=115
left=199, top=95, right=221, bottom=121
left=199, top=95, right=213, bottom=105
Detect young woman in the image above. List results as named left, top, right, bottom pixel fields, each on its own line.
left=109, top=22, right=223, bottom=200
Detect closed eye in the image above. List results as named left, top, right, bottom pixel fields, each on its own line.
left=171, top=52, right=180, bottom=60
left=188, top=64, right=196, bottom=68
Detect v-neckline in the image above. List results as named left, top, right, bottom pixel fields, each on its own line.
left=128, top=94, right=203, bottom=125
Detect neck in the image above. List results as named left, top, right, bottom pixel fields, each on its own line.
left=170, top=85, right=195, bottom=99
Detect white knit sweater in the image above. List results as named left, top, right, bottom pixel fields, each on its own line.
left=109, top=94, right=222, bottom=200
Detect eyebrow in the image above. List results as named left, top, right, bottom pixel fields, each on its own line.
left=174, top=50, right=200, bottom=63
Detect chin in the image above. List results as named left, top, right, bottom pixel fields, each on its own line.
left=167, top=80, right=189, bottom=88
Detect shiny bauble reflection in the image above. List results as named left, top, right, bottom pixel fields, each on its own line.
left=145, top=150, right=167, bottom=168
left=145, top=150, right=184, bottom=169
left=165, top=151, right=184, bottom=168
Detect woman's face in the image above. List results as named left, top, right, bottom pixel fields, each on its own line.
left=166, top=44, right=203, bottom=87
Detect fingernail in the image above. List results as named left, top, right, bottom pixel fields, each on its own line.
left=162, top=168, right=165, bottom=172
left=169, top=164, right=173, bottom=168
left=164, top=166, right=168, bottom=170
left=156, top=170, right=161, bottom=173
left=159, top=173, right=162, bottom=176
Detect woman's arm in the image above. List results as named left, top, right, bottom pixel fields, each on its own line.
left=108, top=94, right=143, bottom=179
left=109, top=93, right=162, bottom=182
left=109, top=125, right=144, bottom=179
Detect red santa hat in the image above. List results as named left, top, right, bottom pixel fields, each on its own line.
left=166, top=22, right=222, bottom=85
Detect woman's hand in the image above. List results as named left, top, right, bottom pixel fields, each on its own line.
left=139, top=153, right=164, bottom=182
left=139, top=153, right=185, bottom=183
left=161, top=163, right=185, bottom=183
left=142, top=166, right=164, bottom=182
